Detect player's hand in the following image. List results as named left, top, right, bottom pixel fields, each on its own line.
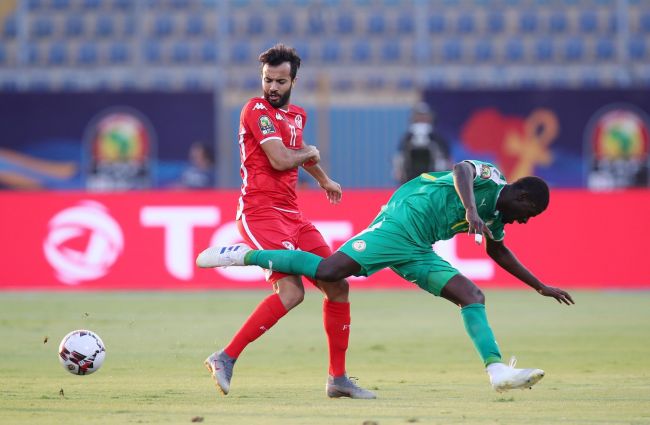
left=465, top=207, right=493, bottom=240
left=537, top=285, right=575, bottom=305
left=319, top=179, right=342, bottom=204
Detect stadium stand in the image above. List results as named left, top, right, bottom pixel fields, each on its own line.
left=0, top=0, right=647, bottom=92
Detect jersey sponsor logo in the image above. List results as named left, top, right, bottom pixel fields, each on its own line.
left=352, top=240, right=366, bottom=252
left=258, top=115, right=276, bottom=135
left=294, top=114, right=303, bottom=129
left=282, top=241, right=295, bottom=250
left=480, top=164, right=492, bottom=179
left=478, top=198, right=487, bottom=208
left=275, top=112, right=283, bottom=121
left=252, top=102, right=267, bottom=111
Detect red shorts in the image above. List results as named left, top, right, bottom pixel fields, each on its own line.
left=237, top=210, right=332, bottom=285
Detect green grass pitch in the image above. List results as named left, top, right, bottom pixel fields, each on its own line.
left=1, top=290, right=649, bottom=425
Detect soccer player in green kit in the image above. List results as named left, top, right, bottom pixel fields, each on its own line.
left=197, top=160, right=575, bottom=393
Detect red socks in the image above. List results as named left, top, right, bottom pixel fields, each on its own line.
left=224, top=293, right=288, bottom=359
left=323, top=299, right=350, bottom=377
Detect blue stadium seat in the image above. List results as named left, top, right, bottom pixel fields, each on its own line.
left=352, top=39, right=371, bottom=62
left=519, top=10, right=538, bottom=33
left=3, top=15, right=17, bottom=38
left=230, top=41, right=250, bottom=64
left=474, top=39, right=494, bottom=62
left=277, top=14, right=295, bottom=35
left=396, top=12, right=414, bottom=34
left=154, top=15, right=174, bottom=38
left=200, top=42, right=218, bottom=63
left=412, top=40, right=431, bottom=63
left=108, top=42, right=129, bottom=64
left=549, top=11, right=568, bottom=33
left=365, top=75, right=385, bottom=90
left=380, top=39, right=400, bottom=62
left=32, top=18, right=54, bottom=38
left=48, top=43, right=67, bottom=65
left=52, top=0, right=71, bottom=9
left=487, top=11, right=504, bottom=33
left=171, top=42, right=191, bottom=63
left=111, top=0, right=132, bottom=10
left=505, top=38, right=524, bottom=62
left=77, top=43, right=98, bottom=65
left=336, top=12, right=355, bottom=34
left=628, top=38, right=646, bottom=60
left=367, top=12, right=386, bottom=34
left=25, top=43, right=39, bottom=65
left=563, top=37, right=585, bottom=61
left=307, top=10, right=325, bottom=35
left=534, top=38, right=554, bottom=61
left=170, top=0, right=191, bottom=9
left=579, top=10, right=598, bottom=33
left=1, top=80, right=19, bottom=92
left=428, top=14, right=446, bottom=33
left=0, top=45, right=6, bottom=65
left=595, top=37, right=614, bottom=60
left=442, top=39, right=462, bottom=61
left=247, top=15, right=264, bottom=35
left=321, top=40, right=341, bottom=62
left=293, top=41, right=310, bottom=62
left=95, top=15, right=115, bottom=38
left=186, top=15, right=204, bottom=37
left=641, top=12, right=650, bottom=33
left=27, top=0, right=43, bottom=11
left=457, top=12, right=475, bottom=34
left=82, top=0, right=101, bottom=9
left=397, top=76, right=415, bottom=91
left=64, top=15, right=84, bottom=37
left=143, top=40, right=162, bottom=64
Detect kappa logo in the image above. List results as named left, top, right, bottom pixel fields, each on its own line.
left=342, top=324, right=351, bottom=331
left=352, top=240, right=366, bottom=252
left=252, top=102, right=267, bottom=111
left=275, top=112, right=283, bottom=121
left=294, top=115, right=303, bottom=129
left=258, top=115, right=276, bottom=135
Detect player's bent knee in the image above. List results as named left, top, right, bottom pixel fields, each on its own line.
left=316, top=268, right=349, bottom=283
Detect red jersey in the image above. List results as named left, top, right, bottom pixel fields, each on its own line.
left=236, top=97, right=307, bottom=219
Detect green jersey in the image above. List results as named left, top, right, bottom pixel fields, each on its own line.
left=374, top=160, right=506, bottom=246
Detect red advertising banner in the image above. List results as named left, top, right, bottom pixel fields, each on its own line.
left=0, top=190, right=648, bottom=291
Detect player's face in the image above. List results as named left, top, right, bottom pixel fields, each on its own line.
left=500, top=198, right=542, bottom=225
left=262, top=62, right=294, bottom=108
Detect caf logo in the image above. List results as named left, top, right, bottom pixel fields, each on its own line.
left=43, top=201, right=124, bottom=285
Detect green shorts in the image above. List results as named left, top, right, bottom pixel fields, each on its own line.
left=337, top=218, right=459, bottom=296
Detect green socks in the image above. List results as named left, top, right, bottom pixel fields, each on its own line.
left=461, top=303, right=502, bottom=366
left=244, top=250, right=322, bottom=279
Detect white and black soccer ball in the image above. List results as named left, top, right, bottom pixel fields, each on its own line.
left=58, top=330, right=106, bottom=375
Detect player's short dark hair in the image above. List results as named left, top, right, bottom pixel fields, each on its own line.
left=514, top=176, right=550, bottom=211
left=259, top=44, right=301, bottom=80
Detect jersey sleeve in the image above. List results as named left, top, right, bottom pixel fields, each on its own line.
left=242, top=100, right=282, bottom=145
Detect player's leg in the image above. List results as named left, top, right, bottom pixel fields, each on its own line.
left=439, top=273, right=545, bottom=391
left=296, top=224, right=375, bottom=399
left=205, top=216, right=299, bottom=395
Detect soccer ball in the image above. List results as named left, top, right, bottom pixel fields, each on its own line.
left=58, top=330, right=106, bottom=375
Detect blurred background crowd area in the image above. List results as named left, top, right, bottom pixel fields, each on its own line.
left=0, top=0, right=649, bottom=190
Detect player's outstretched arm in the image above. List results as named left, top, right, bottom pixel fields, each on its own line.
left=485, top=238, right=575, bottom=305
left=302, top=161, right=342, bottom=205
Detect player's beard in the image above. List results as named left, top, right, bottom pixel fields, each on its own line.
left=265, top=87, right=292, bottom=109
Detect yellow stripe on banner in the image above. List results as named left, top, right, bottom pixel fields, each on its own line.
left=420, top=173, right=437, bottom=181
left=451, top=220, right=468, bottom=230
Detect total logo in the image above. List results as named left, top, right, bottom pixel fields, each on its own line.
left=43, top=201, right=124, bottom=285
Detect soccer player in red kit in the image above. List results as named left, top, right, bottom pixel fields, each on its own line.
left=201, top=44, right=375, bottom=399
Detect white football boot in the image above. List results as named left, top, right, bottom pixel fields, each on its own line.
left=487, top=356, right=545, bottom=392
left=196, top=243, right=251, bottom=268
